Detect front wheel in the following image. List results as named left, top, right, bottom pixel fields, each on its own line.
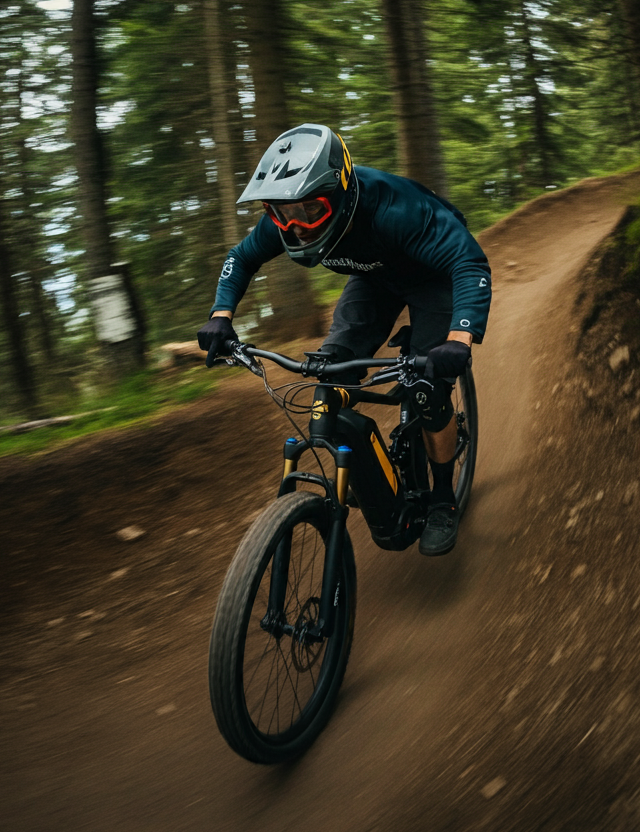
left=209, top=491, right=356, bottom=764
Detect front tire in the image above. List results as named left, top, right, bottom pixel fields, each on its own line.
left=209, top=491, right=356, bottom=764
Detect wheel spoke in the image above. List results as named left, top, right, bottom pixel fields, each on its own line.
left=244, top=632, right=278, bottom=697
left=210, top=492, right=354, bottom=762
left=249, top=522, right=326, bottom=735
left=252, top=637, right=280, bottom=730
left=244, top=524, right=326, bottom=735
left=275, top=641, right=304, bottom=725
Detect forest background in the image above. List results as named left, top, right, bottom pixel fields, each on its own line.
left=1, top=0, right=639, bottom=432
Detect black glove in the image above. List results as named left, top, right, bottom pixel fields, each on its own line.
left=197, top=316, right=238, bottom=368
left=424, top=341, right=471, bottom=379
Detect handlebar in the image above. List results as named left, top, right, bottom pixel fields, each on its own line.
left=219, top=339, right=430, bottom=383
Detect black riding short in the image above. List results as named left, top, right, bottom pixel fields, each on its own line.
left=321, top=274, right=455, bottom=432
left=322, top=273, right=453, bottom=357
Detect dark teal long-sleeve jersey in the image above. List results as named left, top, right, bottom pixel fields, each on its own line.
left=212, top=166, right=492, bottom=342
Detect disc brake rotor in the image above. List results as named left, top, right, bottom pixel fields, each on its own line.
left=291, top=597, right=324, bottom=672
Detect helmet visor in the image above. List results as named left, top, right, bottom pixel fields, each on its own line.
left=263, top=197, right=332, bottom=240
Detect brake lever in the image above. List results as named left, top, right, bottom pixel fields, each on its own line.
left=368, top=366, right=402, bottom=385
left=397, top=356, right=434, bottom=390
left=230, top=343, right=264, bottom=378
left=210, top=357, right=236, bottom=368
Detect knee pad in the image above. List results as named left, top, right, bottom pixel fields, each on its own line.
left=412, top=379, right=454, bottom=432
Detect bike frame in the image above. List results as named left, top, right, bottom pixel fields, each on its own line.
left=222, top=342, right=470, bottom=644
left=270, top=383, right=432, bottom=640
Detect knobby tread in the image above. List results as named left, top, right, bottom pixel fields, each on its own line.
left=209, top=491, right=356, bottom=764
left=456, top=366, right=478, bottom=517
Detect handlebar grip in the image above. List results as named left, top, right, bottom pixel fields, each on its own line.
left=413, top=353, right=470, bottom=381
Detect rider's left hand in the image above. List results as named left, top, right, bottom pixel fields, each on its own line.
left=424, top=341, right=471, bottom=379
left=197, top=316, right=238, bottom=368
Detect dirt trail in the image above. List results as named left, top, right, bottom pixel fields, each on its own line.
left=2, top=171, right=640, bottom=832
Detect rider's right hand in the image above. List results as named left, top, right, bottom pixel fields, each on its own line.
left=197, top=316, right=238, bottom=368
left=424, top=341, right=471, bottom=380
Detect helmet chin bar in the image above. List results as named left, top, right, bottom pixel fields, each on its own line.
left=282, top=173, right=359, bottom=268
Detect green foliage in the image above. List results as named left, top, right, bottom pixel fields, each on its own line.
left=309, top=265, right=348, bottom=307
left=0, top=0, right=81, bottom=413
left=0, top=363, right=218, bottom=457
left=626, top=212, right=640, bottom=248
left=104, top=1, right=219, bottom=346
left=286, top=0, right=397, bottom=170
left=2, top=0, right=640, bottom=426
left=427, top=0, right=640, bottom=220
left=622, top=204, right=640, bottom=296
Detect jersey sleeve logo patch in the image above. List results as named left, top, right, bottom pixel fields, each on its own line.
left=220, top=257, right=235, bottom=279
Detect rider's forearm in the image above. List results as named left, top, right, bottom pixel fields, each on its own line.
left=448, top=260, right=491, bottom=344
left=211, top=310, right=233, bottom=320
left=447, top=330, right=473, bottom=347
left=210, top=263, right=251, bottom=317
left=211, top=215, right=285, bottom=317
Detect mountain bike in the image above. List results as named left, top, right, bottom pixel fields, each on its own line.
left=208, top=329, right=478, bottom=764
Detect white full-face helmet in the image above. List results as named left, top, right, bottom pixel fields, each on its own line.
left=237, top=123, right=359, bottom=267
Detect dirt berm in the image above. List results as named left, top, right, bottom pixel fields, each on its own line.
left=2, top=170, right=640, bottom=832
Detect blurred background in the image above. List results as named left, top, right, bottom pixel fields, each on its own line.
left=1, top=0, right=639, bottom=433
left=3, top=6, right=640, bottom=828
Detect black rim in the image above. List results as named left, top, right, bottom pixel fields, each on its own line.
left=240, top=517, right=345, bottom=745
left=452, top=376, right=469, bottom=497
left=451, top=370, right=476, bottom=513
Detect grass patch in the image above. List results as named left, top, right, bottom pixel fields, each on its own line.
left=0, top=365, right=219, bottom=458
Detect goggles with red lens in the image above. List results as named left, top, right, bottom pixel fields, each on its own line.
left=263, top=197, right=333, bottom=232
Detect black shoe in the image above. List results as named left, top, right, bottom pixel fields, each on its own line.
left=419, top=502, right=459, bottom=556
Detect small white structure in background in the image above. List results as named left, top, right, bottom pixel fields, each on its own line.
left=89, top=273, right=137, bottom=343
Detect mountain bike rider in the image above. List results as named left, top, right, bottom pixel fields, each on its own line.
left=197, top=124, right=491, bottom=556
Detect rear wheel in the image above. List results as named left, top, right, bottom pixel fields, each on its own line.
left=451, top=365, right=478, bottom=516
left=209, top=491, right=356, bottom=764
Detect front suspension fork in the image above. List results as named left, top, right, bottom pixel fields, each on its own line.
left=262, top=438, right=351, bottom=642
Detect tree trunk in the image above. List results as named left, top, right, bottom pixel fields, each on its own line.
left=203, top=0, right=260, bottom=329
left=11, top=49, right=57, bottom=371
left=17, top=136, right=56, bottom=363
left=0, top=196, right=39, bottom=417
left=519, top=0, right=553, bottom=186
left=381, top=0, right=447, bottom=195
left=70, top=0, right=112, bottom=280
left=70, top=0, right=145, bottom=371
left=243, top=0, right=323, bottom=343
left=618, top=0, right=640, bottom=132
left=203, top=0, right=241, bottom=249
